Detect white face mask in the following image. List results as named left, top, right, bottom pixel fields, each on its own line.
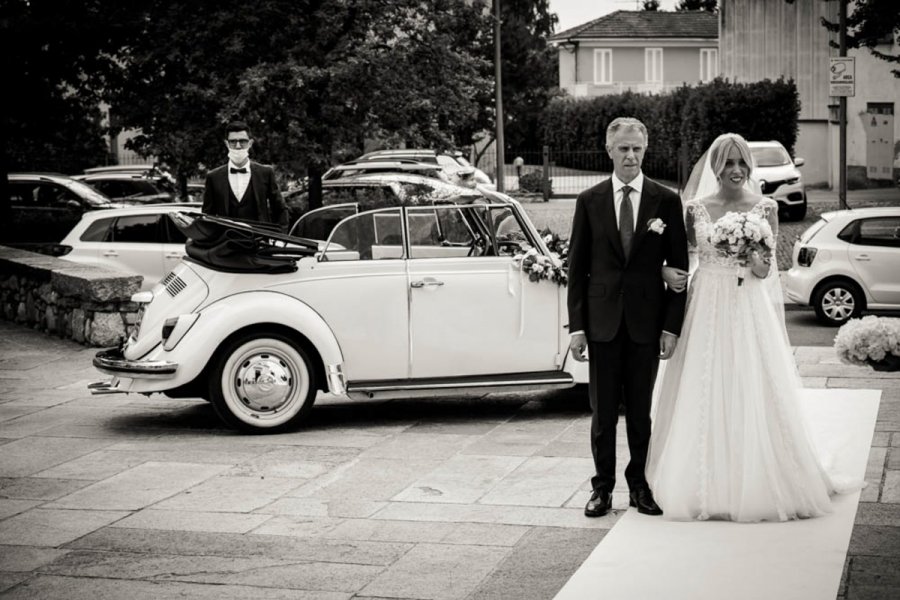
left=228, top=148, right=249, bottom=165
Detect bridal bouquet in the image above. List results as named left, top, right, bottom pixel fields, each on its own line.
left=708, top=212, right=775, bottom=285
left=834, top=316, right=900, bottom=371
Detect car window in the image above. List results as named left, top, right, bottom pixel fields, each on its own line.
left=857, top=217, right=900, bottom=248
left=750, top=146, right=791, bottom=167
left=111, top=215, right=161, bottom=243
left=490, top=206, right=530, bottom=255
left=291, top=204, right=358, bottom=240
left=322, top=208, right=404, bottom=261
left=80, top=217, right=114, bottom=242
left=59, top=179, right=110, bottom=205
left=20, top=183, right=79, bottom=207
left=164, top=215, right=188, bottom=244
left=406, top=206, right=475, bottom=259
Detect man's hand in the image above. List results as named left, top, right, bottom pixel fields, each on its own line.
left=659, top=331, right=678, bottom=360
left=569, top=332, right=588, bottom=363
left=662, top=266, right=689, bottom=293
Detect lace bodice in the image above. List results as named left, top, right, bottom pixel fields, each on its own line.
left=686, top=198, right=778, bottom=268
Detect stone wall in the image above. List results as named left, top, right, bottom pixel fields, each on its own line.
left=0, top=246, right=142, bottom=347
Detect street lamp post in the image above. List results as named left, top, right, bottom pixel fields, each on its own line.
left=838, top=0, right=848, bottom=210
left=494, top=0, right=505, bottom=192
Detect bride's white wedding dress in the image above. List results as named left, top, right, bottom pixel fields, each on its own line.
left=646, top=197, right=838, bottom=522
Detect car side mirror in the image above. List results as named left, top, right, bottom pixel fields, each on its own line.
left=793, top=157, right=805, bottom=167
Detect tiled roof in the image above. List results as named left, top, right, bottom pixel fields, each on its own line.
left=550, top=10, right=718, bottom=42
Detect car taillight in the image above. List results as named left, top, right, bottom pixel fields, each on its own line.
left=797, top=247, right=817, bottom=267
left=50, top=244, right=72, bottom=256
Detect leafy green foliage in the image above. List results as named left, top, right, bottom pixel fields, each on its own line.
left=539, top=78, right=800, bottom=180
left=518, top=169, right=550, bottom=194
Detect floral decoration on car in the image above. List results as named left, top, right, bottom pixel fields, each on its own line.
left=511, top=228, right=569, bottom=286
left=647, top=218, right=666, bottom=234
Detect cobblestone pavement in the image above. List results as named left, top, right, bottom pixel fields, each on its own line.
left=0, top=321, right=898, bottom=599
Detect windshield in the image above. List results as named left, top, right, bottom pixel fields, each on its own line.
left=60, top=179, right=112, bottom=206
left=751, top=146, right=791, bottom=167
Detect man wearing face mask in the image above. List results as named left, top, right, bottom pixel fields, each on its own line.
left=201, top=121, right=289, bottom=231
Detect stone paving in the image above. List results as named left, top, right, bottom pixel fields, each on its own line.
left=0, top=320, right=898, bottom=599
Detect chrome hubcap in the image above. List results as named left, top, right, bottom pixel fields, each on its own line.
left=234, top=352, right=293, bottom=412
left=822, top=288, right=855, bottom=320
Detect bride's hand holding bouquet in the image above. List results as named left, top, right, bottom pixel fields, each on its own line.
left=708, top=211, right=775, bottom=285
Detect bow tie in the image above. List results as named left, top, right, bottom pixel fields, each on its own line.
left=230, top=167, right=247, bottom=174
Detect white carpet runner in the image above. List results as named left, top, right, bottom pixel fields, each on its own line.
left=554, top=388, right=881, bottom=600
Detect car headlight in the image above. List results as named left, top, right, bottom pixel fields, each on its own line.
left=785, top=177, right=800, bottom=185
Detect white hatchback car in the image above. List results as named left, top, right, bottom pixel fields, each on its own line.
left=59, top=204, right=201, bottom=291
left=784, top=207, right=900, bottom=325
left=89, top=188, right=589, bottom=432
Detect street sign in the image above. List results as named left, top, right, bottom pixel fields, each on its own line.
left=829, top=57, right=855, bottom=97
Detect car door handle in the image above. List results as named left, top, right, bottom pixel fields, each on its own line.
left=410, top=279, right=444, bottom=288
left=101, top=250, right=119, bottom=257
left=854, top=254, right=871, bottom=261
left=165, top=252, right=184, bottom=259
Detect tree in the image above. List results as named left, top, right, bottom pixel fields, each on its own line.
left=3, top=0, right=136, bottom=238
left=477, top=0, right=560, bottom=158
left=676, top=0, right=718, bottom=12
left=642, top=0, right=661, bottom=10
left=786, top=0, right=900, bottom=77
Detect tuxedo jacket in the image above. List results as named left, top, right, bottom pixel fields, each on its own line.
left=201, top=161, right=289, bottom=230
left=566, top=176, right=689, bottom=345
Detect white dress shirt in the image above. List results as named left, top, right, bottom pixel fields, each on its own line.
left=611, top=171, right=644, bottom=231
left=228, top=161, right=252, bottom=202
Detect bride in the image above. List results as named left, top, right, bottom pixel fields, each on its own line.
left=647, top=133, right=839, bottom=522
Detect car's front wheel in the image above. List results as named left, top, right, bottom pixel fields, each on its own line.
left=209, top=331, right=316, bottom=432
left=813, top=280, right=864, bottom=326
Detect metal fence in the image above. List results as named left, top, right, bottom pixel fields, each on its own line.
left=475, top=146, right=690, bottom=199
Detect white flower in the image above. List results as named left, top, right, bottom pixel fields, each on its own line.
left=647, top=218, right=666, bottom=235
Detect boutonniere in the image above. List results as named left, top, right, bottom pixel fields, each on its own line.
left=647, top=218, right=666, bottom=234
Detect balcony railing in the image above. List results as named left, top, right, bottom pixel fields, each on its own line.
left=566, top=81, right=685, bottom=97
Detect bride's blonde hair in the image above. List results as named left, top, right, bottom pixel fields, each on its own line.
left=708, top=133, right=755, bottom=180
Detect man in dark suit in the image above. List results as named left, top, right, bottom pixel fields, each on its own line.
left=567, top=117, right=689, bottom=518
left=202, top=121, right=289, bottom=231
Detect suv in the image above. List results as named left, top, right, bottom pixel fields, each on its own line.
left=784, top=207, right=900, bottom=325
left=58, top=203, right=201, bottom=291
left=74, top=172, right=175, bottom=203
left=748, top=141, right=807, bottom=221
left=4, top=173, right=123, bottom=251
left=322, top=159, right=450, bottom=182
left=360, top=149, right=494, bottom=187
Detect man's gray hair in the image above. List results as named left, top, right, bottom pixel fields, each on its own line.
left=605, top=117, right=649, bottom=147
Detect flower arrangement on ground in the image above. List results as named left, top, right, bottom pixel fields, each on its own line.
left=834, top=315, right=900, bottom=372
left=512, top=228, right=569, bottom=286
left=708, top=211, right=775, bottom=285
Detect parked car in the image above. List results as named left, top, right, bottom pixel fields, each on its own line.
left=90, top=184, right=586, bottom=432
left=57, top=203, right=201, bottom=291
left=784, top=207, right=900, bottom=325
left=5, top=173, right=125, bottom=251
left=284, top=172, right=483, bottom=229
left=359, top=149, right=494, bottom=187
left=748, top=141, right=807, bottom=221
left=322, top=159, right=450, bottom=183
left=74, top=172, right=175, bottom=204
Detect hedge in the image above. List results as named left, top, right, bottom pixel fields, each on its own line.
left=537, top=77, right=800, bottom=182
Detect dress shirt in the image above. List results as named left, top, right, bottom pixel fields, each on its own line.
left=611, top=171, right=644, bottom=231
left=228, top=161, right=251, bottom=202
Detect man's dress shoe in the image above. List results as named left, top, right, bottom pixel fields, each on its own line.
left=629, top=487, right=663, bottom=516
left=585, top=489, right=613, bottom=517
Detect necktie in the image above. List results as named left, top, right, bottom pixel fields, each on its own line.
left=619, top=185, right=634, bottom=256
left=230, top=167, right=247, bottom=174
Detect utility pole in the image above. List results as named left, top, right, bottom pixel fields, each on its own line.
left=838, top=0, right=848, bottom=210
left=494, top=0, right=505, bottom=192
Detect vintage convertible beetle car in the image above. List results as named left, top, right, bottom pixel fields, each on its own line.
left=89, top=184, right=587, bottom=432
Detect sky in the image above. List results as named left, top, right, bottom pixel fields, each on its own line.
left=549, top=0, right=680, bottom=34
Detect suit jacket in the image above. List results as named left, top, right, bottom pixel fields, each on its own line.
left=201, top=161, right=289, bottom=230
left=566, top=176, right=689, bottom=345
